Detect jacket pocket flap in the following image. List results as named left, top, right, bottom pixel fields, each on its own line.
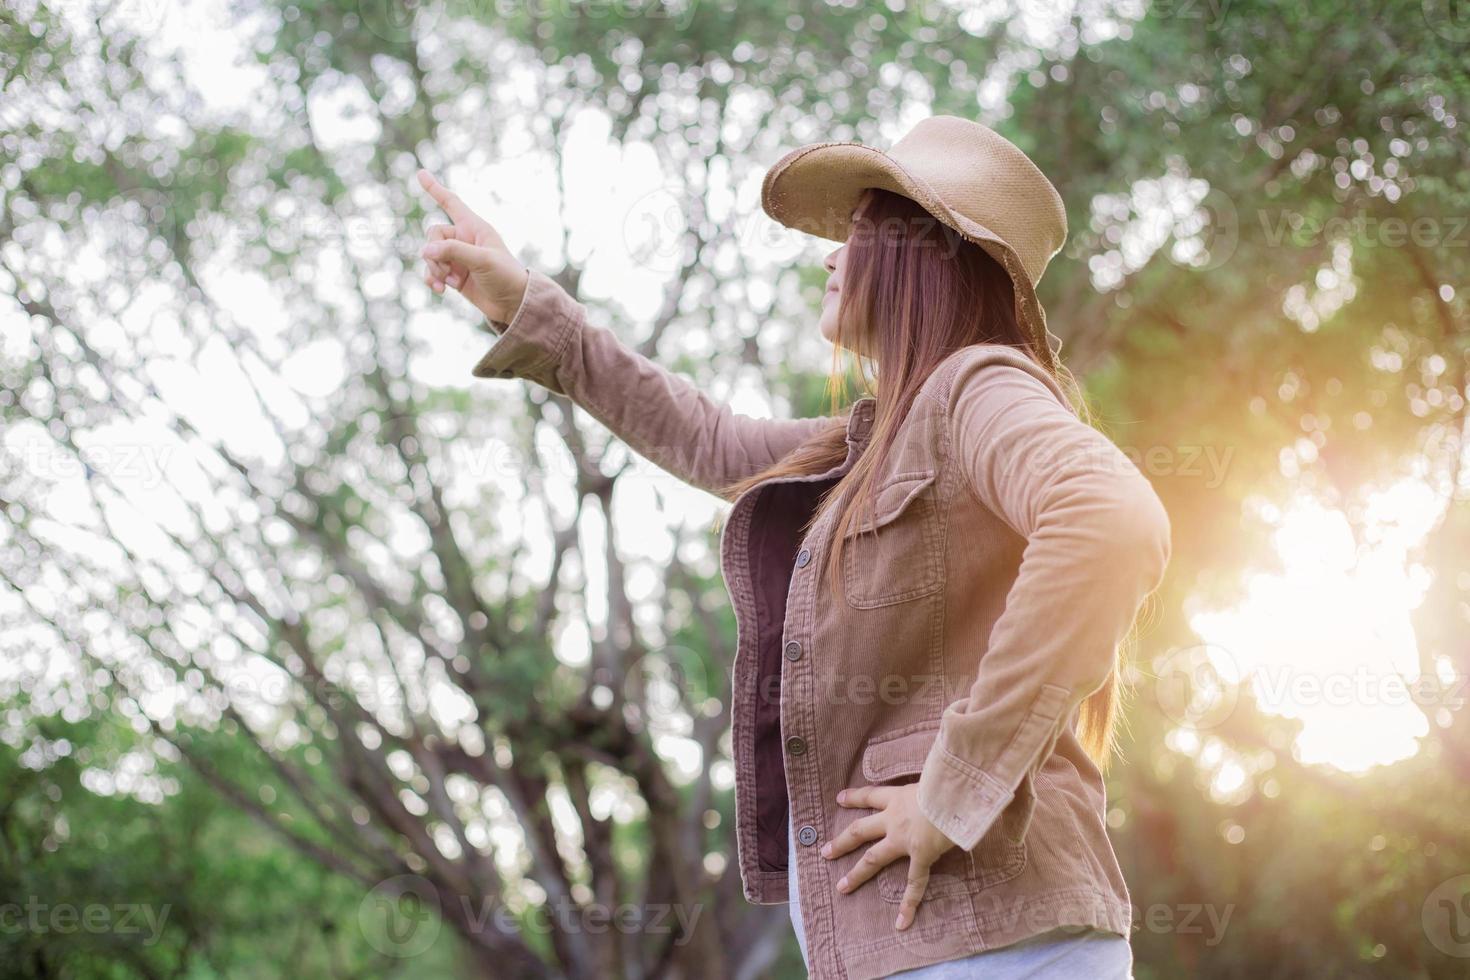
left=845, top=470, right=937, bottom=537
left=861, top=722, right=941, bottom=782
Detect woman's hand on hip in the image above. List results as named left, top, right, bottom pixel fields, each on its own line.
left=822, top=783, right=959, bottom=930
left=417, top=169, right=529, bottom=324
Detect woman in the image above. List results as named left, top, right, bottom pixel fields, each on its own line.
left=418, top=114, right=1169, bottom=979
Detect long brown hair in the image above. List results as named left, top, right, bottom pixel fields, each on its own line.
left=720, top=187, right=1132, bottom=770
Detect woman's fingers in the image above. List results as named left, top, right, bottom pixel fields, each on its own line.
left=417, top=169, right=476, bottom=226
left=421, top=239, right=490, bottom=278
left=836, top=837, right=903, bottom=894
left=821, top=813, right=886, bottom=861
left=417, top=169, right=518, bottom=302
left=424, top=224, right=456, bottom=285
left=829, top=784, right=949, bottom=930
left=894, top=858, right=932, bottom=930
left=837, top=785, right=894, bottom=810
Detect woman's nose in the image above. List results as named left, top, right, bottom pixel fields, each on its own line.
left=824, top=247, right=840, bottom=273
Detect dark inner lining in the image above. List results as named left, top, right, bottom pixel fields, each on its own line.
left=751, top=477, right=839, bottom=873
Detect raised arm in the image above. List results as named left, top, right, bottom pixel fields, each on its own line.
left=416, top=169, right=836, bottom=498
left=471, top=267, right=835, bottom=495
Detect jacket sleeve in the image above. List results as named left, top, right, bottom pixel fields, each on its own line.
left=471, top=267, right=837, bottom=498
left=915, top=348, right=1172, bottom=851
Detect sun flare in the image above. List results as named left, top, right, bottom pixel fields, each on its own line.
left=1185, top=479, right=1446, bottom=774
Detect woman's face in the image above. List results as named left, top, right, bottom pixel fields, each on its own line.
left=818, top=202, right=865, bottom=348
left=818, top=241, right=847, bottom=345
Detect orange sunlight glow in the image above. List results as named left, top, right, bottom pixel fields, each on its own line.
left=1185, top=478, right=1448, bottom=775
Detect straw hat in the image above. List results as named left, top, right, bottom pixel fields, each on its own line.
left=760, top=114, right=1069, bottom=371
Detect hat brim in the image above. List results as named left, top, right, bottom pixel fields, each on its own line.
left=760, top=141, right=1064, bottom=371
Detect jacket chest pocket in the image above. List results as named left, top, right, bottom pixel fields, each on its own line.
left=840, top=470, right=943, bottom=609
left=861, top=723, right=1027, bottom=902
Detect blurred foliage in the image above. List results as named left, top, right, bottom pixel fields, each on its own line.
left=0, top=715, right=458, bottom=977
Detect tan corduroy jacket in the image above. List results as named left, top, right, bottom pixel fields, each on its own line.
left=472, top=269, right=1171, bottom=980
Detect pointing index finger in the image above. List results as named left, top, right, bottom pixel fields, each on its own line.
left=417, top=168, right=465, bottom=219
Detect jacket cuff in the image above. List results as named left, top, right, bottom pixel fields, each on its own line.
left=915, top=741, right=1015, bottom=851
left=470, top=268, right=577, bottom=386
left=915, top=681, right=1071, bottom=851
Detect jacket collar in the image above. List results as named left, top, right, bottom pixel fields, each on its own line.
left=846, top=396, right=877, bottom=446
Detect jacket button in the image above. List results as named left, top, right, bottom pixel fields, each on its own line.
left=784, top=640, right=802, bottom=661
left=786, top=735, right=807, bottom=756
left=797, top=824, right=818, bottom=846
left=795, top=548, right=811, bottom=567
